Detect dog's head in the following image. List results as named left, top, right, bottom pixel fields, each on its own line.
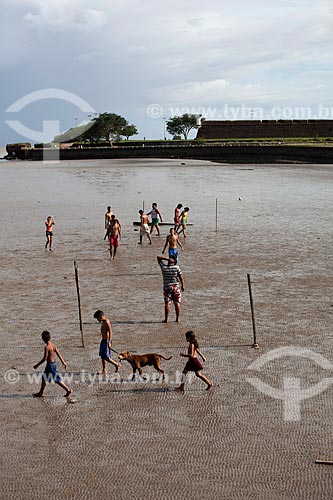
left=118, top=351, right=131, bottom=361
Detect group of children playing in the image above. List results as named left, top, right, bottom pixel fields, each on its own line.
left=44, top=203, right=190, bottom=256
left=36, top=201, right=212, bottom=399
left=33, top=317, right=212, bottom=398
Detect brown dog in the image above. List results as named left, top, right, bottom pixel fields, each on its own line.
left=118, top=351, right=172, bottom=379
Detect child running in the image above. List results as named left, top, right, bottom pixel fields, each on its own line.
left=176, top=330, right=213, bottom=392
left=33, top=330, right=72, bottom=398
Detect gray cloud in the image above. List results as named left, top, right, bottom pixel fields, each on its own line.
left=1, top=0, right=333, bottom=144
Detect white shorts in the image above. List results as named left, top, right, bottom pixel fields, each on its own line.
left=140, top=223, right=150, bottom=236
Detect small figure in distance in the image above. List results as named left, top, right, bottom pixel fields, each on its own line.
left=45, top=216, right=55, bottom=251
left=174, top=203, right=183, bottom=232
left=138, top=209, right=152, bottom=245
left=109, top=214, right=122, bottom=260
left=33, top=330, right=72, bottom=398
left=176, top=330, right=213, bottom=392
left=177, top=207, right=190, bottom=238
left=147, top=202, right=163, bottom=236
left=104, top=206, right=113, bottom=240
left=157, top=255, right=185, bottom=323
left=93, top=310, right=121, bottom=374
left=162, top=227, right=183, bottom=264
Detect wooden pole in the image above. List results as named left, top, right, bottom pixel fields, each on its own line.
left=74, top=260, right=85, bottom=348
left=215, top=198, right=218, bottom=232
left=143, top=200, right=145, bottom=212
left=247, top=273, right=259, bottom=349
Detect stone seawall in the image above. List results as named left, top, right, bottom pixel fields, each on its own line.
left=26, top=145, right=333, bottom=164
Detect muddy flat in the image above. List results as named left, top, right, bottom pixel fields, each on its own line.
left=0, top=159, right=332, bottom=500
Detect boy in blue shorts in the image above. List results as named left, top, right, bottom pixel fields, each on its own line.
left=33, top=331, right=72, bottom=398
left=162, top=228, right=184, bottom=264
left=94, top=310, right=120, bottom=374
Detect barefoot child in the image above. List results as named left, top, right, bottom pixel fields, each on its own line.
left=45, top=216, right=55, bottom=251
left=108, top=215, right=122, bottom=260
left=147, top=202, right=163, bottom=236
left=162, top=227, right=184, bottom=264
left=94, top=310, right=121, bottom=374
left=33, top=330, right=72, bottom=398
left=104, top=206, right=113, bottom=240
left=177, top=207, right=189, bottom=238
left=176, top=330, right=213, bottom=392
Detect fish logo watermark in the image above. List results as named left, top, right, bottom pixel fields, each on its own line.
left=246, top=346, right=333, bottom=422
left=5, top=88, right=95, bottom=161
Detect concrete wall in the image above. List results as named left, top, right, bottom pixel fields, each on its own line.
left=26, top=144, right=333, bottom=164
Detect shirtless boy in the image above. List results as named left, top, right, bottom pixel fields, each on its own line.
left=45, top=216, right=55, bottom=251
left=138, top=209, right=152, bottom=245
left=33, top=330, right=72, bottom=398
left=174, top=203, right=183, bottom=231
left=93, top=310, right=120, bottom=374
left=104, top=206, right=113, bottom=240
left=162, top=227, right=183, bottom=264
left=109, top=214, right=122, bottom=260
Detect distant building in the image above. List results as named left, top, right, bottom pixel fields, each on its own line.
left=196, top=119, right=333, bottom=139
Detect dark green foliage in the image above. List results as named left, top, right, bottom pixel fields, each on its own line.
left=121, top=124, right=138, bottom=140
left=166, top=114, right=198, bottom=140
left=54, top=113, right=138, bottom=143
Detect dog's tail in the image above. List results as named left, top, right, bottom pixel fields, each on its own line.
left=159, top=355, right=172, bottom=361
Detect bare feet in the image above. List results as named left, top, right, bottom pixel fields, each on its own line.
left=206, top=383, right=213, bottom=390
left=33, top=392, right=44, bottom=398
left=64, top=389, right=72, bottom=398
left=114, top=363, right=120, bottom=373
left=175, top=386, right=184, bottom=392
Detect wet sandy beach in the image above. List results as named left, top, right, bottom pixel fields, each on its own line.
left=0, top=159, right=332, bottom=499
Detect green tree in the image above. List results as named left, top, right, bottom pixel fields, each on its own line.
left=121, top=124, right=138, bottom=140
left=93, top=112, right=128, bottom=142
left=55, top=113, right=136, bottom=143
left=166, top=114, right=198, bottom=140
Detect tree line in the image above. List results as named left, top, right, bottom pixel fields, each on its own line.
left=54, top=113, right=200, bottom=143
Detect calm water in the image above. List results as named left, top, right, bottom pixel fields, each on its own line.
left=0, top=158, right=332, bottom=252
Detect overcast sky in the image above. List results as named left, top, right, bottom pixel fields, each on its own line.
left=1, top=0, right=333, bottom=144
